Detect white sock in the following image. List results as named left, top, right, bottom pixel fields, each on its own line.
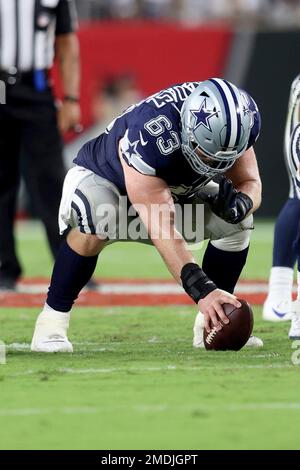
left=267, top=267, right=294, bottom=302
left=42, top=303, right=70, bottom=319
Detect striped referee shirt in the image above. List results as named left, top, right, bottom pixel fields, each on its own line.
left=0, top=0, right=77, bottom=72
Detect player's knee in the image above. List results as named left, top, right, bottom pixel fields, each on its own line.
left=67, top=229, right=107, bottom=257
left=211, top=228, right=252, bottom=252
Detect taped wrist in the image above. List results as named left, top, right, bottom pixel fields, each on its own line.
left=180, top=263, right=217, bottom=303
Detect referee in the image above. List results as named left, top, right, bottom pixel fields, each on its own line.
left=0, top=0, right=81, bottom=291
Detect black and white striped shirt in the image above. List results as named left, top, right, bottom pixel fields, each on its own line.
left=0, top=0, right=77, bottom=72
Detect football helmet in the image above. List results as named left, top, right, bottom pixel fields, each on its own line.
left=181, top=78, right=259, bottom=177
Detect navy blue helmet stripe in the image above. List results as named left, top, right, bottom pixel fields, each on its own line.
left=224, top=79, right=242, bottom=148
left=209, top=78, right=232, bottom=148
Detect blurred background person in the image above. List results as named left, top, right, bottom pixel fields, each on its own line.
left=267, top=0, right=300, bottom=27
left=91, top=72, right=143, bottom=125
left=73, top=0, right=300, bottom=25
left=0, top=0, right=81, bottom=291
left=140, top=0, right=174, bottom=19
left=108, top=0, right=140, bottom=19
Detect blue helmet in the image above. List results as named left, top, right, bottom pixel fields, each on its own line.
left=181, top=78, right=260, bottom=177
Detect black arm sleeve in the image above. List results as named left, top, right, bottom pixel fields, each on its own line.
left=55, top=0, right=78, bottom=36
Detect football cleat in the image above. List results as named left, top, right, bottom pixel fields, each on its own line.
left=262, top=298, right=292, bottom=322
left=193, top=311, right=263, bottom=349
left=31, top=310, right=73, bottom=353
left=245, top=335, right=264, bottom=348
left=289, top=302, right=300, bottom=340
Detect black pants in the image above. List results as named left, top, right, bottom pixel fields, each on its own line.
left=0, top=81, right=65, bottom=281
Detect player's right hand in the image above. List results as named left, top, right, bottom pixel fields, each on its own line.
left=199, top=177, right=253, bottom=224
left=198, top=289, right=241, bottom=333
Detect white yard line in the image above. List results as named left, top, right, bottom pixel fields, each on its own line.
left=5, top=344, right=283, bottom=357
left=1, top=402, right=300, bottom=417
left=0, top=407, right=98, bottom=417
left=5, top=344, right=289, bottom=362
left=3, top=363, right=294, bottom=379
left=5, top=341, right=186, bottom=351
left=14, top=281, right=289, bottom=295
left=5, top=343, right=115, bottom=352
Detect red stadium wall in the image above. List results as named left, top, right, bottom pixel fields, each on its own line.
left=53, top=21, right=233, bottom=130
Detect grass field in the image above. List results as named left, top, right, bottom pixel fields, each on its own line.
left=1, top=219, right=300, bottom=450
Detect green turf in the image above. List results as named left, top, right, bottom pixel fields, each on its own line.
left=1, top=218, right=298, bottom=450
left=15, top=219, right=274, bottom=279
left=1, top=306, right=300, bottom=450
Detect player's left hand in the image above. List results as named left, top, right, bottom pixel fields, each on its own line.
left=57, top=101, right=81, bottom=135
left=199, top=177, right=253, bottom=224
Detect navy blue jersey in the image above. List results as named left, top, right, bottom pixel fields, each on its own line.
left=74, top=82, right=260, bottom=201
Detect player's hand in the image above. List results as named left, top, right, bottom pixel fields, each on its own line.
left=57, top=101, right=81, bottom=135
left=198, top=289, right=241, bottom=333
left=199, top=177, right=253, bottom=224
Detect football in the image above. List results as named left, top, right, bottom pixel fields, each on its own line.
left=203, top=299, right=254, bottom=351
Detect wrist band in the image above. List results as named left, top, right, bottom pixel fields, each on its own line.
left=180, top=263, right=217, bottom=303
left=63, top=95, right=79, bottom=103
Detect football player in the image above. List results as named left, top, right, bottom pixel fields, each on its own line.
left=263, top=75, right=300, bottom=339
left=31, top=78, right=263, bottom=352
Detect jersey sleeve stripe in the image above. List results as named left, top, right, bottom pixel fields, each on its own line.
left=126, top=154, right=156, bottom=176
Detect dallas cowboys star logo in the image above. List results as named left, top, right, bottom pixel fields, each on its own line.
left=126, top=140, right=140, bottom=160
left=121, top=130, right=141, bottom=164
left=191, top=98, right=218, bottom=132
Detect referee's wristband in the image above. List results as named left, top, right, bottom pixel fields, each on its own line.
left=63, top=95, right=80, bottom=103
left=180, top=263, right=217, bottom=304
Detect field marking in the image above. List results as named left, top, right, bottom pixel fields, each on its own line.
left=5, top=340, right=187, bottom=351
left=57, top=364, right=294, bottom=372
left=11, top=281, right=289, bottom=295
left=6, top=343, right=116, bottom=353
left=5, top=344, right=287, bottom=360
left=0, top=407, right=98, bottom=417
left=0, top=279, right=268, bottom=309
left=2, top=363, right=295, bottom=380
left=1, top=402, right=300, bottom=417
left=1, top=278, right=294, bottom=307
left=0, top=278, right=281, bottom=308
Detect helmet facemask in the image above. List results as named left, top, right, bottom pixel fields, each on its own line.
left=181, top=131, right=245, bottom=177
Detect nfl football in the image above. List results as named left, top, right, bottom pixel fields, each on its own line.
left=203, top=299, right=254, bottom=351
